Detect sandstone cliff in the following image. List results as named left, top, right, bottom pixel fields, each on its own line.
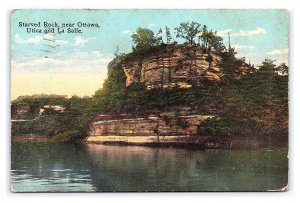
left=122, top=45, right=224, bottom=88
left=121, top=45, right=253, bottom=88
left=88, top=111, right=219, bottom=148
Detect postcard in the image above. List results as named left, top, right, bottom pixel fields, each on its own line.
left=11, top=9, right=288, bottom=192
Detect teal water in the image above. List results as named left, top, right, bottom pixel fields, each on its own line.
left=11, top=142, right=288, bottom=192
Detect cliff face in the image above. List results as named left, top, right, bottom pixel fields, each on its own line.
left=89, top=113, right=212, bottom=137
left=122, top=45, right=223, bottom=88
left=88, top=111, right=220, bottom=148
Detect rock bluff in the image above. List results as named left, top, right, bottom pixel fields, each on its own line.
left=121, top=45, right=224, bottom=88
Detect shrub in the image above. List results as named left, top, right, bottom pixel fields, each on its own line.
left=197, top=117, right=246, bottom=137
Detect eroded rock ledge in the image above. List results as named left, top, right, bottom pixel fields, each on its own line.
left=122, top=45, right=222, bottom=88
left=87, top=110, right=288, bottom=149
left=121, top=45, right=251, bottom=88
left=89, top=114, right=212, bottom=136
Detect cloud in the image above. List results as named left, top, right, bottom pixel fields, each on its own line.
left=55, top=39, right=68, bottom=45
left=234, top=48, right=288, bottom=68
left=216, top=29, right=233, bottom=37
left=11, top=50, right=113, bottom=71
left=267, top=48, right=288, bottom=55
left=274, top=59, right=289, bottom=66
left=14, top=34, right=43, bottom=44
left=74, top=37, right=88, bottom=45
left=14, top=34, right=68, bottom=45
left=218, top=27, right=266, bottom=37
left=232, top=44, right=255, bottom=49
left=11, top=50, right=114, bottom=99
left=122, top=30, right=130, bottom=34
left=43, top=33, right=54, bottom=40
left=14, top=34, right=23, bottom=43
left=27, top=36, right=43, bottom=44
left=147, top=24, right=156, bottom=29
left=233, top=27, right=266, bottom=36
left=43, top=34, right=68, bottom=45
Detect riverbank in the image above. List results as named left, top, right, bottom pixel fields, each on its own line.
left=11, top=132, right=288, bottom=149
left=86, top=134, right=288, bottom=149
left=11, top=135, right=50, bottom=142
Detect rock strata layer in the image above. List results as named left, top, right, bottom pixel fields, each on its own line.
left=122, top=45, right=223, bottom=88
left=89, top=114, right=212, bottom=136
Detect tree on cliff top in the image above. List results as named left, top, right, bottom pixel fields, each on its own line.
left=175, top=21, right=202, bottom=45
left=131, top=27, right=157, bottom=51
left=258, top=58, right=277, bottom=75
left=275, top=62, right=289, bottom=75
left=165, top=26, right=172, bottom=44
left=175, top=22, right=225, bottom=53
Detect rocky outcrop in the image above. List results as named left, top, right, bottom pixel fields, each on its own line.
left=87, top=111, right=288, bottom=148
left=89, top=114, right=212, bottom=137
left=11, top=104, right=39, bottom=120
left=11, top=104, right=68, bottom=137
left=87, top=110, right=219, bottom=147
left=11, top=104, right=66, bottom=120
left=122, top=45, right=223, bottom=88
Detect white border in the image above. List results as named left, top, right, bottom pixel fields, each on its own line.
left=1, top=0, right=299, bottom=203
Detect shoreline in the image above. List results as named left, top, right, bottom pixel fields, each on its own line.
left=86, top=134, right=288, bottom=149
left=11, top=133, right=288, bottom=149
left=11, top=135, right=50, bottom=142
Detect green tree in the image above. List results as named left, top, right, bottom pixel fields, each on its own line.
left=165, top=26, right=172, bottom=44
left=256, top=59, right=278, bottom=99
left=209, top=31, right=225, bottom=53
left=156, top=28, right=163, bottom=44
left=200, top=25, right=208, bottom=48
left=275, top=62, right=289, bottom=75
left=175, top=21, right=202, bottom=44
left=220, top=48, right=238, bottom=83
left=199, top=28, right=225, bottom=53
left=258, top=58, right=277, bottom=74
left=93, top=61, right=127, bottom=112
left=131, top=27, right=157, bottom=51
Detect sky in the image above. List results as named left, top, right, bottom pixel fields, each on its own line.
left=11, top=9, right=289, bottom=100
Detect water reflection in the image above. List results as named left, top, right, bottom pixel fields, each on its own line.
left=11, top=142, right=96, bottom=192
left=11, top=142, right=288, bottom=192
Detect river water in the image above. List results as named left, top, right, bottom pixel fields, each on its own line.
left=11, top=142, right=288, bottom=192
